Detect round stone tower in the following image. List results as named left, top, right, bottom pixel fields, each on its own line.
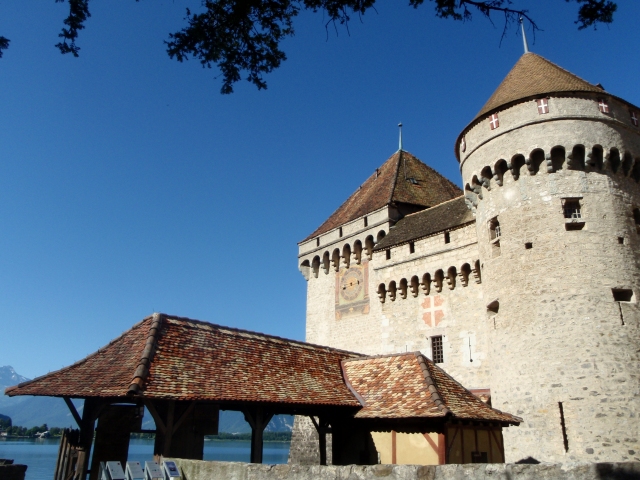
left=456, top=53, right=640, bottom=463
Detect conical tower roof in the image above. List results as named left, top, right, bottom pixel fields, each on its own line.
left=455, top=52, right=613, bottom=160
left=302, top=151, right=461, bottom=242
left=475, top=52, right=604, bottom=122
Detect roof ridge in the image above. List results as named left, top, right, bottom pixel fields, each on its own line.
left=128, top=313, right=163, bottom=395
left=425, top=355, right=523, bottom=424
left=414, top=353, right=451, bottom=415
left=4, top=317, right=152, bottom=397
left=339, top=359, right=366, bottom=407
left=388, top=150, right=403, bottom=204
left=341, top=351, right=416, bottom=363
left=159, top=313, right=366, bottom=358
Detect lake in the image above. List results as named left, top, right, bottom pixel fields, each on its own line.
left=0, top=438, right=290, bottom=480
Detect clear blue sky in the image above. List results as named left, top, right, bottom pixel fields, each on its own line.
left=1, top=1, right=638, bottom=379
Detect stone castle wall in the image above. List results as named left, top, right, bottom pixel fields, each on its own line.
left=371, top=222, right=489, bottom=389
left=460, top=95, right=640, bottom=463
left=302, top=217, right=490, bottom=392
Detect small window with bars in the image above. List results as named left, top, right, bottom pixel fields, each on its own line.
left=563, top=199, right=582, bottom=219
left=489, top=217, right=501, bottom=241
left=431, top=336, right=444, bottom=364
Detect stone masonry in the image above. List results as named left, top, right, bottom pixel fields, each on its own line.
left=295, top=53, right=640, bottom=465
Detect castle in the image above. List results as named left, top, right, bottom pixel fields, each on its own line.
left=296, top=52, right=640, bottom=464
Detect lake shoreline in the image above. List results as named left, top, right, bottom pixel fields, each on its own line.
left=0, top=437, right=290, bottom=480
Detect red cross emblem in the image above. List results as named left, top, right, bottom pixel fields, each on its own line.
left=489, top=114, right=499, bottom=130
left=598, top=99, right=609, bottom=113
left=537, top=98, right=549, bottom=114
left=631, top=111, right=638, bottom=127
left=422, top=296, right=444, bottom=327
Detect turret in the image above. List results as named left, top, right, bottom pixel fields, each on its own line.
left=456, top=52, right=640, bottom=463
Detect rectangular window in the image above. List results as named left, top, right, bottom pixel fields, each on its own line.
left=563, top=199, right=582, bottom=219
left=563, top=198, right=584, bottom=230
left=386, top=249, right=391, bottom=260
left=409, top=242, right=415, bottom=254
left=612, top=288, right=634, bottom=302
left=316, top=238, right=320, bottom=247
left=489, top=217, right=501, bottom=240
left=364, top=216, right=368, bottom=227
left=431, top=336, right=444, bottom=364
left=444, top=231, right=450, bottom=244
left=339, top=227, right=343, bottom=237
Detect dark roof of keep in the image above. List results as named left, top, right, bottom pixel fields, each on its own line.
left=373, top=196, right=474, bottom=251
left=342, top=352, right=520, bottom=424
left=301, top=151, right=461, bottom=242
left=5, top=314, right=363, bottom=407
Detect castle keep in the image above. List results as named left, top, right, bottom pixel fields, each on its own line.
left=297, top=53, right=640, bottom=464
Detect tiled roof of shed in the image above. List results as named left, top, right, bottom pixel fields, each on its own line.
left=5, top=314, right=363, bottom=406
left=374, top=196, right=474, bottom=251
left=302, top=151, right=461, bottom=242
left=342, top=353, right=520, bottom=424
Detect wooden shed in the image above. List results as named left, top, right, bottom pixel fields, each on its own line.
left=4, top=313, right=520, bottom=479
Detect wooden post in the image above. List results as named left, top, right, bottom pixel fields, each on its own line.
left=319, top=428, right=327, bottom=466
left=243, top=407, right=274, bottom=464
left=310, top=416, right=331, bottom=465
left=163, top=401, right=175, bottom=457
left=75, top=398, right=101, bottom=480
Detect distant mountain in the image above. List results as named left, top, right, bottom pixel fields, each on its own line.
left=0, top=413, right=11, bottom=427
left=0, top=366, right=84, bottom=428
left=0, top=366, right=29, bottom=387
left=1, top=366, right=292, bottom=432
left=214, top=411, right=293, bottom=434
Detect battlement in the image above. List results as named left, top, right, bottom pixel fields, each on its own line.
left=375, top=259, right=481, bottom=303
left=298, top=200, right=421, bottom=280
left=464, top=142, right=640, bottom=209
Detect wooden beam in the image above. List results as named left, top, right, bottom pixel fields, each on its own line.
left=318, top=425, right=327, bottom=466
left=243, top=407, right=274, bottom=464
left=143, top=399, right=166, bottom=434
left=62, top=397, right=82, bottom=428
left=171, top=401, right=196, bottom=435
left=309, top=416, right=330, bottom=465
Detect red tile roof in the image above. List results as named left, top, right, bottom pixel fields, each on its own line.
left=5, top=318, right=520, bottom=425
left=342, top=352, right=520, bottom=424
left=302, top=151, right=461, bottom=242
left=5, top=314, right=363, bottom=407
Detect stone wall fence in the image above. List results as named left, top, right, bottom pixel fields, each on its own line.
left=170, top=459, right=640, bottom=480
